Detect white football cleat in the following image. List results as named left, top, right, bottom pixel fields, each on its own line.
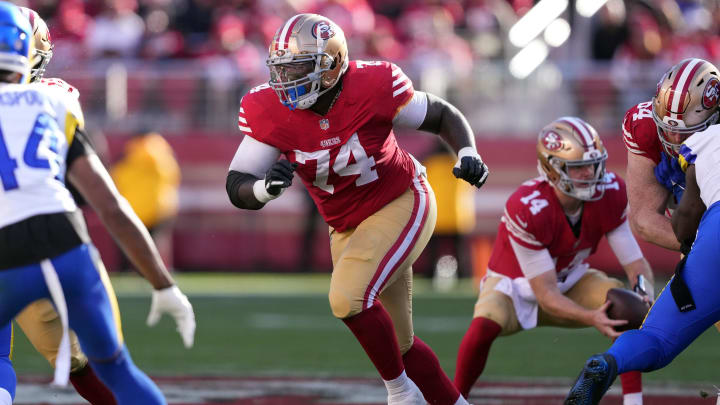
left=387, top=378, right=426, bottom=405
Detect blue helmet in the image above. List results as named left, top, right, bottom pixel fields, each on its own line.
left=0, top=2, right=31, bottom=83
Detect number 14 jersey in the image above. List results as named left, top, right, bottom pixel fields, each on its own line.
left=238, top=60, right=420, bottom=232
left=489, top=173, right=628, bottom=280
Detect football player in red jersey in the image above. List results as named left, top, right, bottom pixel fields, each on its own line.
left=623, top=58, right=720, bottom=251
left=453, top=117, right=654, bottom=405
left=226, top=13, right=488, bottom=405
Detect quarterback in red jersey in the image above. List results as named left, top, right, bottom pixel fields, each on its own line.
left=453, top=117, right=654, bottom=405
left=623, top=58, right=720, bottom=250
left=226, top=13, right=488, bottom=405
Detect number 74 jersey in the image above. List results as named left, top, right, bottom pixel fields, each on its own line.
left=488, top=173, right=628, bottom=280
left=238, top=60, right=420, bottom=232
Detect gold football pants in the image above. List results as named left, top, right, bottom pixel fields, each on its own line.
left=472, top=269, right=624, bottom=335
left=15, top=299, right=87, bottom=372
left=329, top=175, right=437, bottom=353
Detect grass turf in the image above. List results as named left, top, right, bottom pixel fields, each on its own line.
left=9, top=273, right=720, bottom=383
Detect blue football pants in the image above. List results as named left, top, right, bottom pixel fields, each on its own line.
left=0, top=244, right=165, bottom=405
left=607, top=202, right=720, bottom=373
left=0, top=323, right=15, bottom=401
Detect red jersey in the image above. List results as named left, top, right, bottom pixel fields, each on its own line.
left=622, top=101, right=662, bottom=165
left=238, top=60, right=418, bottom=232
left=488, top=173, right=627, bottom=280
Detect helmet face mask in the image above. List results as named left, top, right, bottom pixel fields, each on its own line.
left=29, top=46, right=51, bottom=82
left=267, top=53, right=330, bottom=109
left=537, top=117, right=608, bottom=202
left=266, top=14, right=348, bottom=110
left=652, top=58, right=720, bottom=157
left=548, top=154, right=608, bottom=201
left=18, top=7, right=53, bottom=82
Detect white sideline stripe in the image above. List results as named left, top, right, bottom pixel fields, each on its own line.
left=366, top=177, right=427, bottom=308
left=393, top=83, right=411, bottom=98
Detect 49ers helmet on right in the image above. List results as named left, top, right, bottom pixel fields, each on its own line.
left=17, top=7, right=53, bottom=82
left=537, top=117, right=608, bottom=201
left=652, top=58, right=720, bottom=156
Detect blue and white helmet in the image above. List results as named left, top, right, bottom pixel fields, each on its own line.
left=0, top=2, right=32, bottom=83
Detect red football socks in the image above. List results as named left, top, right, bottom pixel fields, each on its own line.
left=620, top=370, right=642, bottom=394
left=69, top=363, right=118, bottom=405
left=342, top=302, right=404, bottom=380
left=403, top=336, right=460, bottom=405
left=453, top=317, right=502, bottom=398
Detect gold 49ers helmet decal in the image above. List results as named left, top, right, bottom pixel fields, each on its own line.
left=266, top=14, right=349, bottom=110
left=652, top=58, right=720, bottom=156
left=537, top=117, right=608, bottom=201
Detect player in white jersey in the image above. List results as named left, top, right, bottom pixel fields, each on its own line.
left=0, top=3, right=191, bottom=404
left=565, top=125, right=720, bottom=404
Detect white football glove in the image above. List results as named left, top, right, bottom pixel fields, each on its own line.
left=146, top=285, right=196, bottom=348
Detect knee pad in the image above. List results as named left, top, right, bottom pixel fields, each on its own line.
left=395, top=332, right=415, bottom=355
left=328, top=289, right=362, bottom=319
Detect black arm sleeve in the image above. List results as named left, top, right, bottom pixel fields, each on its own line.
left=226, top=170, right=265, bottom=210
left=66, top=128, right=95, bottom=169
left=65, top=128, right=96, bottom=206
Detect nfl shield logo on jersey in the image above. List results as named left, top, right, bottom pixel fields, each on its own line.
left=319, top=119, right=330, bottom=130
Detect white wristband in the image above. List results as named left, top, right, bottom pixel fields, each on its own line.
left=457, top=146, right=481, bottom=162
left=252, top=179, right=278, bottom=203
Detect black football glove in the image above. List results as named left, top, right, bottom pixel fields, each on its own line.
left=265, top=160, right=298, bottom=196
left=453, top=152, right=489, bottom=189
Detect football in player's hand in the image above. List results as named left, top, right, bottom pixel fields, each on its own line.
left=606, top=288, right=650, bottom=332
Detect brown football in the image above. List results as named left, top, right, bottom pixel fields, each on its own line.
left=606, top=288, right=650, bottom=331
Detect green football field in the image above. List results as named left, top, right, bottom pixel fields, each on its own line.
left=10, top=273, right=720, bottom=384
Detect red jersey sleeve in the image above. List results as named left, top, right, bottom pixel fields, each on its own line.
left=237, top=83, right=277, bottom=146
left=358, top=61, right=414, bottom=123
left=502, top=182, right=554, bottom=250
left=599, top=172, right=628, bottom=233
left=622, top=101, right=662, bottom=165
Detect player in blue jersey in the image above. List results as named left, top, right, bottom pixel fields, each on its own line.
left=0, top=2, right=189, bottom=404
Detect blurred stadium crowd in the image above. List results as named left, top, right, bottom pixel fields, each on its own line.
left=21, top=0, right=720, bottom=65
left=12, top=0, right=720, bottom=134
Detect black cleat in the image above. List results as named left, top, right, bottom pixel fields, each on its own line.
left=564, top=353, right=618, bottom=405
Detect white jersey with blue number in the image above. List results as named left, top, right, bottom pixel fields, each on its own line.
left=0, top=82, right=84, bottom=228
left=680, top=125, right=720, bottom=208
